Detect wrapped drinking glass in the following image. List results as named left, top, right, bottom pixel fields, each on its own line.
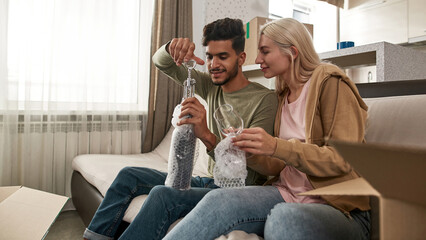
left=213, top=104, right=247, bottom=188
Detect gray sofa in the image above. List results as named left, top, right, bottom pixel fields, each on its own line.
left=71, top=79, right=426, bottom=239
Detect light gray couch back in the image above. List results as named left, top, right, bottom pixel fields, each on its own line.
left=364, top=94, right=426, bottom=148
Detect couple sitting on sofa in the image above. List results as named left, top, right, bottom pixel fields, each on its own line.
left=83, top=17, right=371, bottom=240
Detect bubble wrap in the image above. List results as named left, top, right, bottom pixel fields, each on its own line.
left=213, top=137, right=247, bottom=188
left=165, top=104, right=198, bottom=190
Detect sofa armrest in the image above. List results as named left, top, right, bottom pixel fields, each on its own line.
left=71, top=171, right=103, bottom=227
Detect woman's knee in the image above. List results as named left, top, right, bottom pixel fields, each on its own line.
left=203, top=189, right=234, bottom=203
left=198, top=189, right=246, bottom=211
left=265, top=203, right=331, bottom=239
left=265, top=204, right=307, bottom=237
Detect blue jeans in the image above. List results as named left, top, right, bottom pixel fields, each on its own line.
left=164, top=186, right=370, bottom=240
left=264, top=203, right=371, bottom=240
left=83, top=166, right=218, bottom=240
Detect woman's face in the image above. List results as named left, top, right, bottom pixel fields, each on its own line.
left=255, top=34, right=292, bottom=80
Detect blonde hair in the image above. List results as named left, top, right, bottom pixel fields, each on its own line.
left=260, top=18, right=321, bottom=96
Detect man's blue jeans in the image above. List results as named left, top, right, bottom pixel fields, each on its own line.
left=164, top=186, right=371, bottom=240
left=83, top=166, right=218, bottom=240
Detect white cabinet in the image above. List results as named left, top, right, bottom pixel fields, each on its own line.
left=341, top=0, right=426, bottom=45
left=408, top=0, right=426, bottom=42
left=340, top=0, right=408, bottom=46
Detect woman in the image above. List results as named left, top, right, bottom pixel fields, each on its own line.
left=163, top=18, right=371, bottom=240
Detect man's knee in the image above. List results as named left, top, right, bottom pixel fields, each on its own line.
left=150, top=185, right=176, bottom=198
left=111, top=167, right=146, bottom=190
left=117, top=166, right=136, bottom=179
left=116, top=167, right=153, bottom=181
left=147, top=185, right=183, bottom=206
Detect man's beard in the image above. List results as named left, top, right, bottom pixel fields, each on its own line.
left=211, top=60, right=239, bottom=86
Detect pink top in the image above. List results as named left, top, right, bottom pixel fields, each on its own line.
left=272, top=80, right=326, bottom=204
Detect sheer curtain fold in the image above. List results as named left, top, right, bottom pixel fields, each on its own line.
left=0, top=0, right=152, bottom=196
left=142, top=0, right=192, bottom=153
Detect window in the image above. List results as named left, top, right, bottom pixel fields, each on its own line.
left=293, top=3, right=311, bottom=24
left=2, top=0, right=153, bottom=112
left=269, top=0, right=312, bottom=23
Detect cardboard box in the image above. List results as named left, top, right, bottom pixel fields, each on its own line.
left=0, top=186, right=69, bottom=239
left=243, top=17, right=314, bottom=66
left=301, top=141, right=426, bottom=240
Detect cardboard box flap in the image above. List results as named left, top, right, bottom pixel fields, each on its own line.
left=331, top=141, right=426, bottom=207
left=0, top=187, right=68, bottom=239
left=0, top=186, right=21, bottom=203
left=300, top=177, right=380, bottom=196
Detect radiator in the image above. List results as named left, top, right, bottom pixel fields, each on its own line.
left=0, top=113, right=146, bottom=196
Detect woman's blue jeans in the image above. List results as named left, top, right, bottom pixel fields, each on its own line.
left=83, top=166, right=218, bottom=240
left=164, top=186, right=370, bottom=240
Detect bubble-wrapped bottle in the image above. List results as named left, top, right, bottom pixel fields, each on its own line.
left=164, top=60, right=197, bottom=190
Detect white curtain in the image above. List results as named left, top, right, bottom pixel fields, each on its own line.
left=0, top=0, right=153, bottom=196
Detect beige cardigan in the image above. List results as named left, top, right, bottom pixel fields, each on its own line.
left=270, top=63, right=370, bottom=216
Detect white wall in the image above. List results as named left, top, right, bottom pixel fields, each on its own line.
left=310, top=1, right=338, bottom=53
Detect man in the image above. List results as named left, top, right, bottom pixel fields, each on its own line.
left=83, top=18, right=278, bottom=240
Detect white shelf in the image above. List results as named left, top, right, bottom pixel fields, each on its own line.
left=242, top=42, right=426, bottom=86
left=318, top=42, right=426, bottom=82
left=242, top=64, right=260, bottom=72
left=242, top=64, right=275, bottom=90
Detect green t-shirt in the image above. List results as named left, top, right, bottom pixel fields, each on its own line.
left=152, top=44, right=278, bottom=185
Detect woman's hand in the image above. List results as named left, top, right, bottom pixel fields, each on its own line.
left=232, top=127, right=277, bottom=156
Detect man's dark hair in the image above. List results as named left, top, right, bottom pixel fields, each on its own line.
left=202, top=18, right=245, bottom=54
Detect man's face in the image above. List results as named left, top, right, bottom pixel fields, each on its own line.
left=205, top=40, right=240, bottom=86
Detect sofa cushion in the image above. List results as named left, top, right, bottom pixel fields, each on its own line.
left=364, top=94, right=426, bottom=148
left=72, top=126, right=211, bottom=223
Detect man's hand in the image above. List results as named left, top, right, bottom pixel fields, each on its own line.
left=178, top=97, right=216, bottom=151
left=168, top=38, right=205, bottom=66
